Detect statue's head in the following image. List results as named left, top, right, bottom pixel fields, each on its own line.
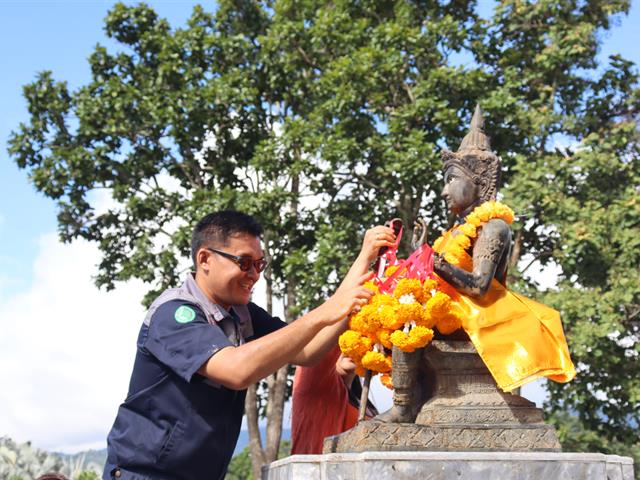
left=440, top=104, right=501, bottom=215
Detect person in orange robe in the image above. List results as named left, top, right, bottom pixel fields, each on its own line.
left=291, top=346, right=377, bottom=454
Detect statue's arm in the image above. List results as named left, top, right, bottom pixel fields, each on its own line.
left=434, top=219, right=511, bottom=298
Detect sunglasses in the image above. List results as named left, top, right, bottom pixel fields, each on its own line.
left=206, top=247, right=269, bottom=273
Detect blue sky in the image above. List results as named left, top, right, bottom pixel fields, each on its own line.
left=0, top=1, right=204, bottom=298
left=1, top=0, right=639, bottom=454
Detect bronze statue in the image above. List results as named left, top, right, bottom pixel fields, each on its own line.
left=325, top=104, right=573, bottom=453
left=376, top=104, right=510, bottom=423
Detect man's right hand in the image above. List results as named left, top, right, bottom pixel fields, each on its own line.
left=316, top=272, right=374, bottom=325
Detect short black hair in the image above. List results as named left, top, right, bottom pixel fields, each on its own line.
left=191, top=210, right=263, bottom=267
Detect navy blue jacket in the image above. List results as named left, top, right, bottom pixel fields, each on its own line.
left=104, top=277, right=285, bottom=480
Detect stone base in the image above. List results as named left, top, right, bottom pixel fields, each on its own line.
left=324, top=421, right=561, bottom=453
left=262, top=451, right=635, bottom=480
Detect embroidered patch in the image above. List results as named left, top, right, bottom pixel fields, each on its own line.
left=175, top=305, right=196, bottom=324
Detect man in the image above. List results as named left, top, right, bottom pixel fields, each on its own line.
left=104, top=211, right=394, bottom=480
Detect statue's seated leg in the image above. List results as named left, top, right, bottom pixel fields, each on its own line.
left=373, top=346, right=423, bottom=423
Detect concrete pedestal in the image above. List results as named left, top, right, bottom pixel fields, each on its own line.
left=262, top=451, right=635, bottom=480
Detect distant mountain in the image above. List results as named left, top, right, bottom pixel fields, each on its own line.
left=54, top=448, right=107, bottom=475
left=0, top=429, right=289, bottom=479
left=0, top=436, right=102, bottom=479
left=51, top=427, right=291, bottom=465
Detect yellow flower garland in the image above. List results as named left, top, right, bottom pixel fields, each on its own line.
left=338, top=201, right=515, bottom=390
left=433, top=201, right=514, bottom=268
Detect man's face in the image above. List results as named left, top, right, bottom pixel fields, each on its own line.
left=442, top=166, right=479, bottom=216
left=199, top=233, right=264, bottom=308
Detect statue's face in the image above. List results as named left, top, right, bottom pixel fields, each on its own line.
left=442, top=166, right=479, bottom=216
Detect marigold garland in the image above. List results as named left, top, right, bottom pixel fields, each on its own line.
left=338, top=201, right=515, bottom=390
left=393, top=278, right=426, bottom=303
left=433, top=200, right=514, bottom=268
left=380, top=373, right=393, bottom=389
left=389, top=326, right=434, bottom=353
left=361, top=350, right=392, bottom=373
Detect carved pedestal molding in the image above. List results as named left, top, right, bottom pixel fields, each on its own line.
left=324, top=340, right=561, bottom=453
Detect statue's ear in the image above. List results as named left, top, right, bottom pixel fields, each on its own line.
left=477, top=177, right=491, bottom=199
left=474, top=174, right=487, bottom=188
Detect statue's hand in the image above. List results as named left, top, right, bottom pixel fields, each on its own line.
left=411, top=218, right=428, bottom=250
left=434, top=252, right=446, bottom=270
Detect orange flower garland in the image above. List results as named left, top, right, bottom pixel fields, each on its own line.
left=433, top=201, right=514, bottom=268
left=338, top=201, right=516, bottom=390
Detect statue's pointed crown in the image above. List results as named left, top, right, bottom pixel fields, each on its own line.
left=441, top=103, right=501, bottom=203
left=458, top=104, right=492, bottom=152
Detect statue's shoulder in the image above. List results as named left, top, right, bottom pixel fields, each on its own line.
left=478, top=217, right=512, bottom=242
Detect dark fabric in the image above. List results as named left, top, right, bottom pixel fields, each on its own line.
left=347, top=375, right=378, bottom=417
left=246, top=303, right=288, bottom=340
left=144, top=300, right=234, bottom=382
left=104, top=298, right=285, bottom=480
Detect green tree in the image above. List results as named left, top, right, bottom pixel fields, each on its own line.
left=225, top=446, right=252, bottom=480
left=76, top=471, right=100, bottom=480
left=226, top=441, right=289, bottom=480
left=476, top=0, right=640, bottom=447
left=9, top=0, right=638, bottom=475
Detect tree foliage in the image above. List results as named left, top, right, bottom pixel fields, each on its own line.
left=549, top=411, right=639, bottom=471
left=225, top=441, right=290, bottom=480
left=9, top=0, right=639, bottom=469
left=76, top=471, right=100, bottom=480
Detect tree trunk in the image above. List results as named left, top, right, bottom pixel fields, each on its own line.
left=261, top=170, right=301, bottom=462
left=509, top=228, right=523, bottom=269
left=246, top=229, right=274, bottom=479
left=245, top=174, right=298, bottom=475
left=245, top=383, right=266, bottom=480
left=265, top=365, right=288, bottom=462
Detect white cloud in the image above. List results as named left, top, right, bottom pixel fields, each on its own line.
left=0, top=233, right=148, bottom=453
left=0, top=232, right=298, bottom=454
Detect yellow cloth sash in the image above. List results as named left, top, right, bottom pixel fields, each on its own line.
left=435, top=229, right=576, bottom=392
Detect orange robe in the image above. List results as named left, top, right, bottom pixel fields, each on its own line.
left=435, top=227, right=576, bottom=392
left=291, top=346, right=360, bottom=454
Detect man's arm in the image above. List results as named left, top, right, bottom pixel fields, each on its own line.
left=289, top=225, right=396, bottom=366
left=198, top=277, right=373, bottom=390
left=289, top=317, right=349, bottom=366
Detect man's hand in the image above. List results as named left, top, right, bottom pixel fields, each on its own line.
left=316, top=272, right=374, bottom=325
left=358, top=225, right=396, bottom=265
left=336, top=226, right=395, bottom=295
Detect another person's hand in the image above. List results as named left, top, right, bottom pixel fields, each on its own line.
left=335, top=354, right=357, bottom=387
left=358, top=225, right=396, bottom=265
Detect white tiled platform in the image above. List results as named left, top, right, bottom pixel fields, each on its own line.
left=263, top=451, right=635, bottom=480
